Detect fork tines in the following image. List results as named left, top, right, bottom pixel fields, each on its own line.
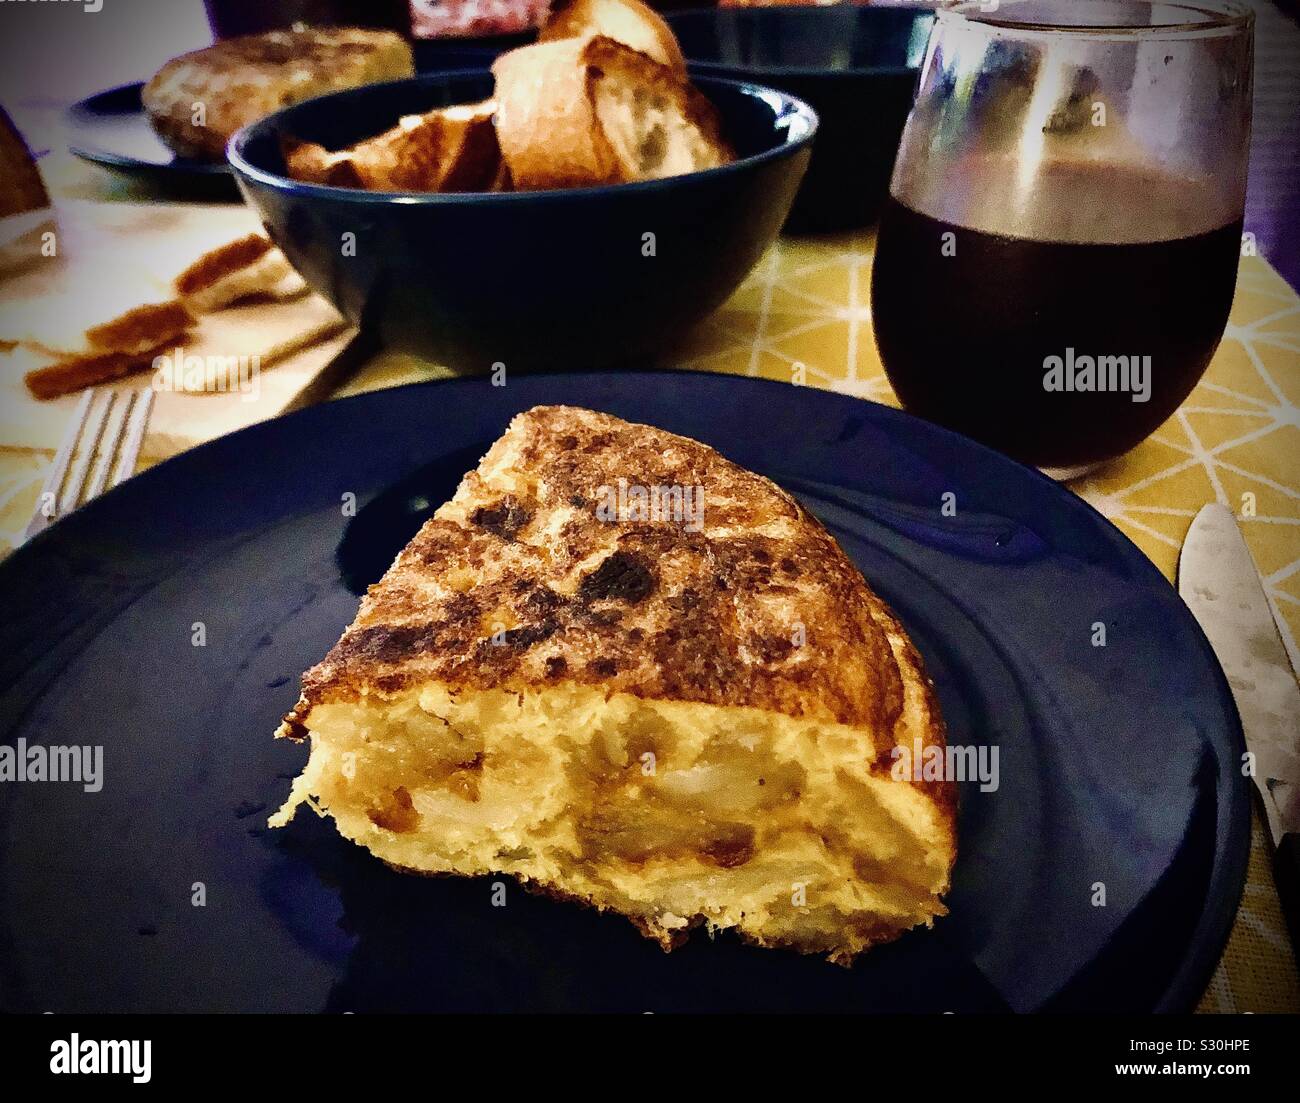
left=24, top=386, right=155, bottom=542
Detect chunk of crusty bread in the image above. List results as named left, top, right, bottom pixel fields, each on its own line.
left=22, top=342, right=173, bottom=400
left=143, top=28, right=414, bottom=161
left=0, top=106, right=48, bottom=219
left=540, top=0, right=686, bottom=74
left=82, top=300, right=194, bottom=356
left=492, top=36, right=732, bottom=190
left=272, top=406, right=955, bottom=963
left=14, top=297, right=192, bottom=398
left=283, top=100, right=502, bottom=193
left=1, top=287, right=193, bottom=361
left=173, top=232, right=305, bottom=314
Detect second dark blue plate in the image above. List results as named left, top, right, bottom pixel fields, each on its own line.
left=66, top=82, right=234, bottom=185
left=0, top=372, right=1248, bottom=1012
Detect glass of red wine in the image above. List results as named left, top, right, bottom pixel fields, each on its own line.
left=871, top=0, right=1253, bottom=478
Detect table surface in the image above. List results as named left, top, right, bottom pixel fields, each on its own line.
left=1, top=149, right=1297, bottom=1012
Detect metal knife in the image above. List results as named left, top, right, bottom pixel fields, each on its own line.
left=1180, top=503, right=1300, bottom=951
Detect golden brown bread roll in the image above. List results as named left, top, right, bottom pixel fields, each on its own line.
left=143, top=27, right=414, bottom=161
left=491, top=36, right=732, bottom=190
left=0, top=107, right=48, bottom=218
left=540, top=0, right=688, bottom=74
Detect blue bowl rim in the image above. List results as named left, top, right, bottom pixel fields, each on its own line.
left=666, top=4, right=936, bottom=79
left=227, top=70, right=819, bottom=205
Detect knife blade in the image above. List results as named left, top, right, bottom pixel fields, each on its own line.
left=1180, top=503, right=1300, bottom=949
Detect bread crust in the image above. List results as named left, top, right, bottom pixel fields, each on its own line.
left=178, top=241, right=302, bottom=313
left=142, top=28, right=414, bottom=161
left=21, top=298, right=192, bottom=398
left=492, top=38, right=621, bottom=189
left=283, top=101, right=501, bottom=193
left=0, top=107, right=48, bottom=218
left=540, top=0, right=687, bottom=74
left=24, top=341, right=170, bottom=399
left=492, top=36, right=730, bottom=190
left=174, top=232, right=272, bottom=298
left=84, top=300, right=193, bottom=356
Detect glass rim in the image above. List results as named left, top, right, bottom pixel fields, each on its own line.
left=937, top=0, right=1254, bottom=39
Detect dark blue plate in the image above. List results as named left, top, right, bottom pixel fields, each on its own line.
left=66, top=82, right=236, bottom=189
left=0, top=372, right=1248, bottom=1012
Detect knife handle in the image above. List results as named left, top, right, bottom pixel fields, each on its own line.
left=1276, top=834, right=1300, bottom=952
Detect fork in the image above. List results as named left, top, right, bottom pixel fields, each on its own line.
left=23, top=386, right=155, bottom=542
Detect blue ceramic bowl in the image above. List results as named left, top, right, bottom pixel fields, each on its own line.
left=228, top=71, right=816, bottom=371
left=668, top=5, right=936, bottom=232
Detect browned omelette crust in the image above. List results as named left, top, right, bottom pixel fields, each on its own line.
left=282, top=405, right=951, bottom=815
left=142, top=28, right=414, bottom=160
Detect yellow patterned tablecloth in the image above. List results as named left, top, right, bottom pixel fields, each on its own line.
left=677, top=239, right=1300, bottom=1015
left=1, top=226, right=1297, bottom=1013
